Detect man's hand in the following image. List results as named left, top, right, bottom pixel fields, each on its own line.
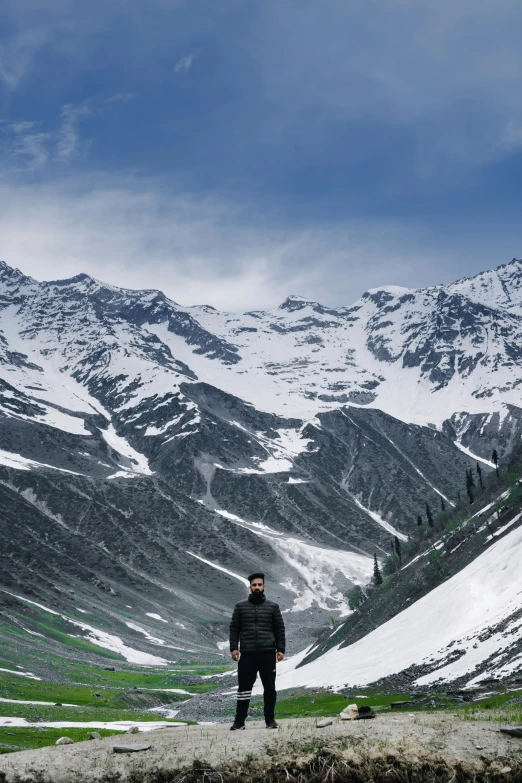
left=231, top=649, right=240, bottom=662
left=276, top=652, right=284, bottom=663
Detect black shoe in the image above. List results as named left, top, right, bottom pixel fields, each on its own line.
left=265, top=720, right=278, bottom=729
left=230, top=720, right=245, bottom=731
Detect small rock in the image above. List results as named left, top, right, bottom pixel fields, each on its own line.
left=126, top=726, right=140, bottom=734
left=500, top=768, right=512, bottom=775
left=54, top=702, right=62, bottom=707
left=113, top=743, right=151, bottom=753
left=105, top=666, right=115, bottom=671
left=56, top=737, right=73, bottom=746
left=316, top=718, right=334, bottom=728
left=88, top=732, right=102, bottom=740
left=94, top=692, right=101, bottom=698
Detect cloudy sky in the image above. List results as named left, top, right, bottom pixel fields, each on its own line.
left=1, top=0, right=522, bottom=309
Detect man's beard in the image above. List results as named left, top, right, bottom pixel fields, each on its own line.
left=250, top=589, right=264, bottom=602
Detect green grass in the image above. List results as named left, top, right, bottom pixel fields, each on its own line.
left=0, top=673, right=188, bottom=710
left=270, top=690, right=416, bottom=718
left=0, top=726, right=120, bottom=754
left=459, top=688, right=522, bottom=723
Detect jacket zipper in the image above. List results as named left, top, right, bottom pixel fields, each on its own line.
left=255, top=605, right=258, bottom=651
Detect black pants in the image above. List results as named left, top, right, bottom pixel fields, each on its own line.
left=235, top=651, right=277, bottom=723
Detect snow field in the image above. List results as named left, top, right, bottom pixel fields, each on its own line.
left=274, top=523, right=522, bottom=690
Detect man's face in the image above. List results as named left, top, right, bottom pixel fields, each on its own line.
left=250, top=578, right=264, bottom=594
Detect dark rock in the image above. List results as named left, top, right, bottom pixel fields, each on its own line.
left=113, top=743, right=151, bottom=753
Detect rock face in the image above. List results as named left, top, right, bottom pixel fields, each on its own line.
left=0, top=258, right=521, bottom=659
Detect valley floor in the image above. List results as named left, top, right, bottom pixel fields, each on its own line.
left=0, top=715, right=521, bottom=783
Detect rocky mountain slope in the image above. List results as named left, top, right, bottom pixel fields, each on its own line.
left=1, top=258, right=522, bottom=669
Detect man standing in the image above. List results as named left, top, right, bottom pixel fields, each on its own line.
left=229, top=572, right=286, bottom=730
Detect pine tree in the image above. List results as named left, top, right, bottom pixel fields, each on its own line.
left=440, top=496, right=446, bottom=512
left=393, top=535, right=402, bottom=565
left=476, top=462, right=483, bottom=491
left=417, top=514, right=423, bottom=528
left=492, top=449, right=499, bottom=478
left=466, top=468, right=474, bottom=504
left=426, top=502, right=434, bottom=528
left=373, top=554, right=383, bottom=586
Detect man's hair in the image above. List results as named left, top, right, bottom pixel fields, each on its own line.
left=248, top=572, right=265, bottom=583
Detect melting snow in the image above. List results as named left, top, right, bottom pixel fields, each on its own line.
left=214, top=510, right=373, bottom=613
left=0, top=448, right=82, bottom=475
left=0, top=668, right=41, bottom=680
left=349, top=495, right=408, bottom=542
left=146, top=613, right=168, bottom=623
left=3, top=593, right=168, bottom=666
left=186, top=551, right=250, bottom=586
left=101, top=425, right=153, bottom=475
left=0, top=718, right=185, bottom=731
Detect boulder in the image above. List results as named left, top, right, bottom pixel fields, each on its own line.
left=88, top=732, right=102, bottom=740
left=126, top=726, right=140, bottom=734
left=56, top=737, right=73, bottom=746
left=316, top=718, right=334, bottom=728
left=340, top=704, right=359, bottom=720
left=113, top=744, right=151, bottom=753
left=356, top=706, right=376, bottom=719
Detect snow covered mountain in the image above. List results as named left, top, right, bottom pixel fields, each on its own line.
left=1, top=257, right=522, bottom=667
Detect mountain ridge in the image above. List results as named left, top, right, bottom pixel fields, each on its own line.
left=1, top=256, right=521, bottom=675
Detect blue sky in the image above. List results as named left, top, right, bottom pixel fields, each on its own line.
left=1, top=0, right=522, bottom=309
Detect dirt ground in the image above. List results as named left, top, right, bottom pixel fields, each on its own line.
left=0, top=714, right=521, bottom=782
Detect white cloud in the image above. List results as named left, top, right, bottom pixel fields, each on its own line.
left=0, top=173, right=474, bottom=311
left=174, top=53, right=195, bottom=73
left=56, top=102, right=92, bottom=162
left=0, top=26, right=49, bottom=91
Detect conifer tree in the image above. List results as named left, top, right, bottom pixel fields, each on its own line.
left=417, top=514, right=423, bottom=528
left=373, top=554, right=383, bottom=586
left=393, top=535, right=402, bottom=565
left=492, top=449, right=499, bottom=478
left=426, top=502, right=434, bottom=527
left=466, top=468, right=474, bottom=504
left=440, top=496, right=446, bottom=512
left=476, top=461, right=483, bottom=490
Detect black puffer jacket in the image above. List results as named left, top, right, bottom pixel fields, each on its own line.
left=229, top=594, right=286, bottom=654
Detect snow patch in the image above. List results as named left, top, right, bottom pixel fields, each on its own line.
left=101, top=425, right=153, bottom=475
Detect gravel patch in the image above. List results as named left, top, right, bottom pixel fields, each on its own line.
left=0, top=714, right=521, bottom=782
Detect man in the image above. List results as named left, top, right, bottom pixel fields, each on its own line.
left=229, top=572, right=286, bottom=730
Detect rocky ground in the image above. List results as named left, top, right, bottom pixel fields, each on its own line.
left=1, top=715, right=521, bottom=783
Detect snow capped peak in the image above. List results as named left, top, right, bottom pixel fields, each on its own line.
left=278, top=294, right=318, bottom=312
left=0, top=260, right=36, bottom=286
left=364, top=285, right=414, bottom=297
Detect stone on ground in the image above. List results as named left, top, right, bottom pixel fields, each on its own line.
left=56, top=737, right=73, bottom=746
left=113, top=744, right=151, bottom=753
left=316, top=718, right=334, bottom=728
